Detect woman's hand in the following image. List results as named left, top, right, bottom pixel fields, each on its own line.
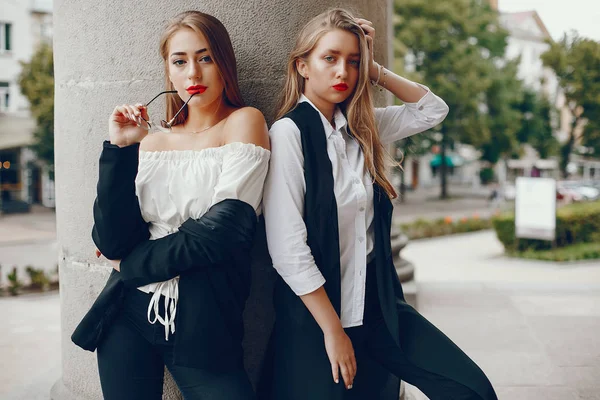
left=107, top=259, right=121, bottom=272
left=355, top=18, right=378, bottom=81
left=324, top=327, right=357, bottom=389
left=108, top=103, right=150, bottom=147
left=94, top=248, right=121, bottom=272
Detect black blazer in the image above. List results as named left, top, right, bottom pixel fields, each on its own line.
left=72, top=142, right=258, bottom=371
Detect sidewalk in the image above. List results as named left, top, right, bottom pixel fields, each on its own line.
left=0, top=207, right=58, bottom=287
left=0, top=206, right=57, bottom=245
left=2, top=230, right=599, bottom=399
left=402, top=231, right=600, bottom=400
left=0, top=292, right=61, bottom=400
left=393, top=184, right=504, bottom=224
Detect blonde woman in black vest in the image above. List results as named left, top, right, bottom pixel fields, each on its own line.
left=261, top=8, right=497, bottom=400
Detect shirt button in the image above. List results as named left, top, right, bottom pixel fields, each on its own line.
left=340, top=153, right=346, bottom=159
left=358, top=237, right=364, bottom=243
left=418, top=105, right=424, bottom=111
left=354, top=178, right=360, bottom=184
left=359, top=207, right=365, bottom=212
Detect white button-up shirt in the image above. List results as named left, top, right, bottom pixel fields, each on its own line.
left=263, top=85, right=449, bottom=328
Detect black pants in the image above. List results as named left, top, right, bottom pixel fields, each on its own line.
left=97, top=288, right=255, bottom=400
left=342, top=261, right=498, bottom=400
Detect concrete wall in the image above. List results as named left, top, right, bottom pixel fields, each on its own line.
left=52, top=1, right=391, bottom=398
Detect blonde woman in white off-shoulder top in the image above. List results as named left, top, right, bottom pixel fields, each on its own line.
left=90, top=11, right=269, bottom=400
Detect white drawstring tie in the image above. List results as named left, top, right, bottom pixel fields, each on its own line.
left=147, top=278, right=179, bottom=341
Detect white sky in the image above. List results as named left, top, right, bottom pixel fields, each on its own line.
left=499, top=0, right=600, bottom=41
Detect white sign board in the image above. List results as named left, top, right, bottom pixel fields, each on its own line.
left=515, top=177, right=556, bottom=241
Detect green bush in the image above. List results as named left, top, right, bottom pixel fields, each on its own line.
left=26, top=266, right=50, bottom=290
left=479, top=168, right=495, bottom=185
left=400, top=215, right=491, bottom=240
left=508, top=242, right=600, bottom=262
left=492, top=201, right=600, bottom=251
left=7, top=267, right=22, bottom=296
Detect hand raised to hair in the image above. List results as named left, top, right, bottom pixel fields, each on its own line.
left=355, top=18, right=378, bottom=81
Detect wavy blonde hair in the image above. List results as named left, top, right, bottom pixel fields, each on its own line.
left=276, top=8, right=397, bottom=199
left=159, top=11, right=244, bottom=126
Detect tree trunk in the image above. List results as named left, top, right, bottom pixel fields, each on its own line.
left=560, top=116, right=579, bottom=178
left=399, top=166, right=406, bottom=203
left=440, top=132, right=449, bottom=199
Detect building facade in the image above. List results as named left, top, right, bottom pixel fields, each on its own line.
left=0, top=0, right=54, bottom=212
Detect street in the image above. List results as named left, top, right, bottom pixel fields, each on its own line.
left=1, top=193, right=599, bottom=399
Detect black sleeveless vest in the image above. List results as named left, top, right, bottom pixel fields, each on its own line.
left=264, top=102, right=406, bottom=400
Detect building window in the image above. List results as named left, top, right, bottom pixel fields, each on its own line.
left=0, top=82, right=9, bottom=112
left=0, top=22, right=12, bottom=53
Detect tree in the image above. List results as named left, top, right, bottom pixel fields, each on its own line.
left=394, top=0, right=510, bottom=198
left=479, top=58, right=523, bottom=166
left=18, top=42, right=54, bottom=167
left=515, top=89, right=558, bottom=159
left=581, top=109, right=600, bottom=157
left=541, top=34, right=600, bottom=177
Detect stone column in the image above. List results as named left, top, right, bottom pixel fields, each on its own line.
left=51, top=1, right=392, bottom=399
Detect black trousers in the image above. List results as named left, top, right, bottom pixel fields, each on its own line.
left=97, top=288, right=255, bottom=400
left=341, top=261, right=498, bottom=400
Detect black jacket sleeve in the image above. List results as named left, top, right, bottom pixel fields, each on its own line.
left=91, top=141, right=150, bottom=259
left=119, top=199, right=257, bottom=288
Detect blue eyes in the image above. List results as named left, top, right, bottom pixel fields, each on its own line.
left=172, top=55, right=212, bottom=66
left=323, top=56, right=360, bottom=67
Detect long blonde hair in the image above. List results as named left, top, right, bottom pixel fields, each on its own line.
left=276, top=8, right=397, bottom=199
left=159, top=11, right=244, bottom=126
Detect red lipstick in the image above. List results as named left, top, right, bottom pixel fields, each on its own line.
left=187, top=85, right=207, bottom=95
left=333, top=83, right=349, bottom=92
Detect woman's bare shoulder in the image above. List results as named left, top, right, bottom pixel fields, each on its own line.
left=223, top=107, right=270, bottom=150
left=139, top=132, right=172, bottom=151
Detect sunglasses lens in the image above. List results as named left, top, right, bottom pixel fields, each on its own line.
left=155, top=120, right=171, bottom=133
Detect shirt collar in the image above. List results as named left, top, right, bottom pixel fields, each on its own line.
left=299, top=94, right=348, bottom=138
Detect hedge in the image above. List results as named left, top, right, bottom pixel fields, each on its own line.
left=492, top=201, right=600, bottom=251
left=400, top=215, right=492, bottom=240
left=508, top=242, right=600, bottom=262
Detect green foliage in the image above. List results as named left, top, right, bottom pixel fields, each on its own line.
left=492, top=201, right=600, bottom=251
left=581, top=108, right=600, bottom=157
left=394, top=0, right=509, bottom=145
left=479, top=167, right=494, bottom=184
left=25, top=266, right=50, bottom=290
left=479, top=59, right=524, bottom=164
left=515, top=89, right=558, bottom=159
left=394, top=0, right=520, bottom=197
left=508, top=242, right=600, bottom=262
left=541, top=34, right=600, bottom=176
left=7, top=267, right=22, bottom=296
left=400, top=215, right=492, bottom=240
left=18, top=42, right=54, bottom=167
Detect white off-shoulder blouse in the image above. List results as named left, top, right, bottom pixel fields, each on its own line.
left=134, top=142, right=271, bottom=340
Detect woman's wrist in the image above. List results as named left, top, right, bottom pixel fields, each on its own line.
left=109, top=136, right=137, bottom=148
left=109, top=138, right=131, bottom=148
left=369, top=61, right=380, bottom=82
left=322, top=320, right=345, bottom=337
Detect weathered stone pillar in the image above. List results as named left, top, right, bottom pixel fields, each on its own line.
left=51, top=1, right=392, bottom=398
